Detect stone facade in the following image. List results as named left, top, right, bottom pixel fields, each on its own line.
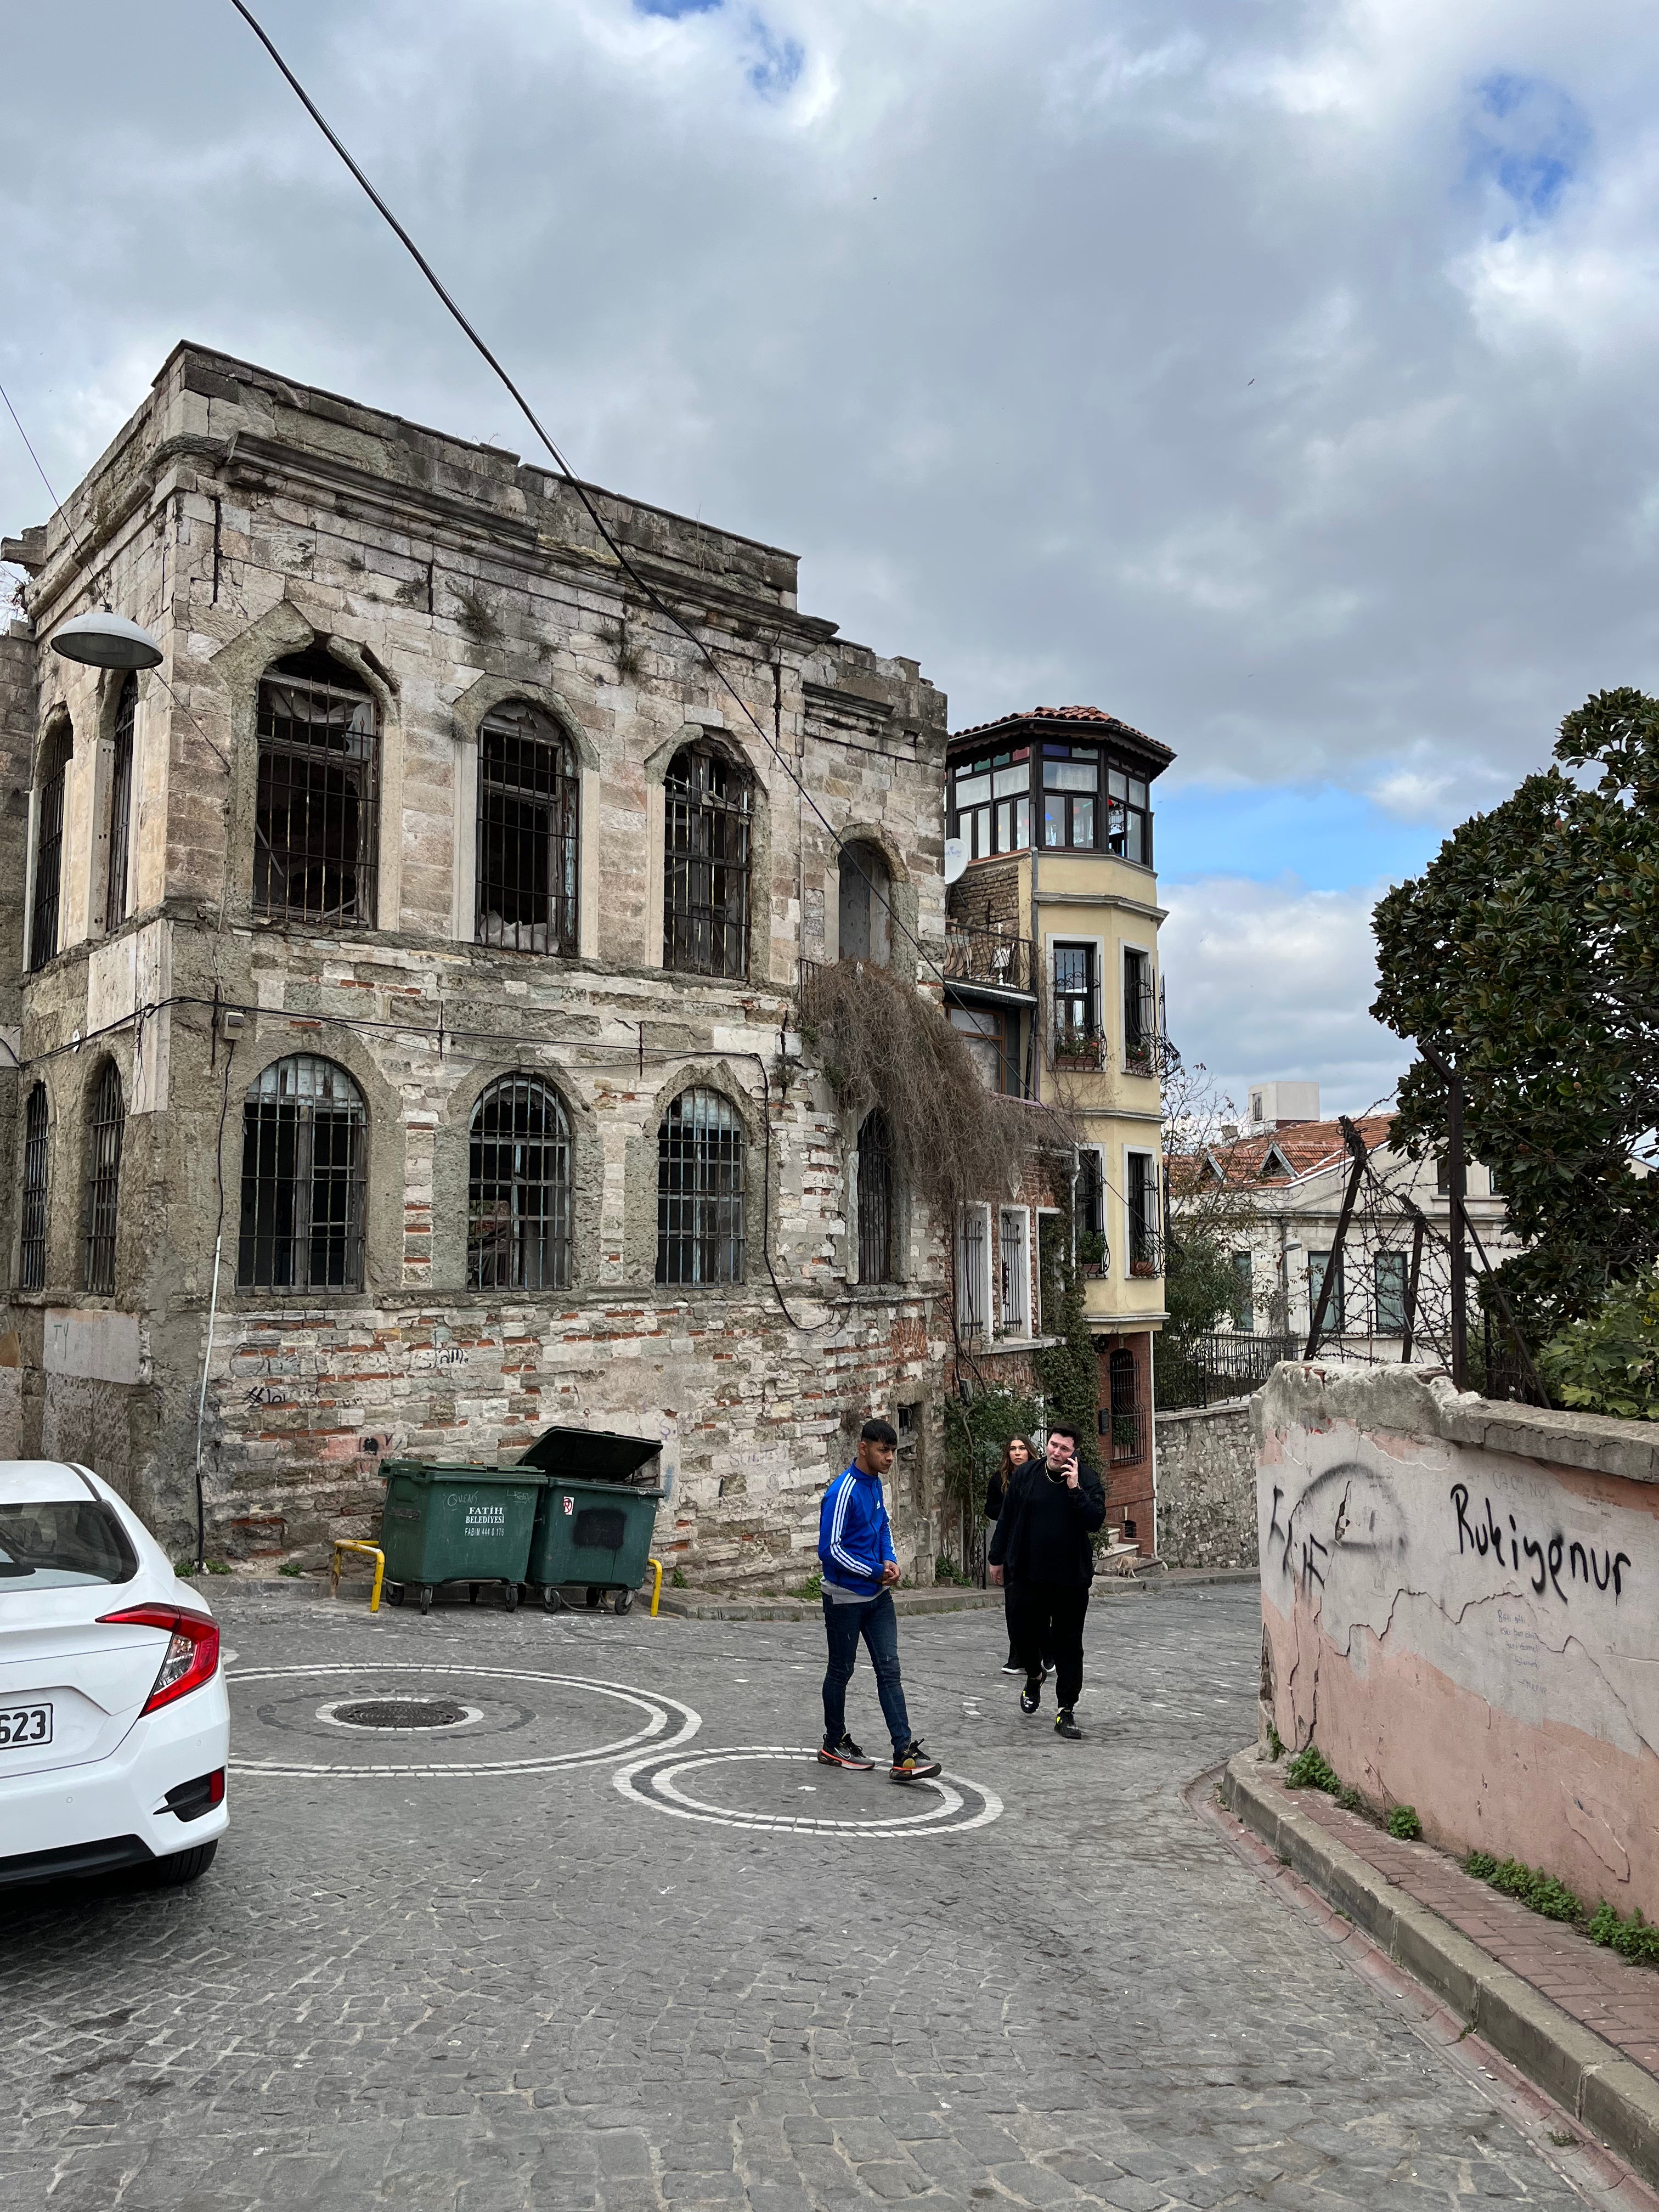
left=0, top=344, right=962, bottom=1587
left=1153, top=1397, right=1255, bottom=1567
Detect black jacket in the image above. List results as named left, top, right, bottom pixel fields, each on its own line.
left=987, top=1459, right=1107, bottom=1588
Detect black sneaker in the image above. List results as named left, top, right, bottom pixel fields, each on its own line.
left=1019, top=1678, right=1041, bottom=1716
left=889, top=1741, right=943, bottom=1782
left=1054, top=1709, right=1082, bottom=1741
left=999, top=1653, right=1023, bottom=1675
left=818, top=1733, right=874, bottom=1770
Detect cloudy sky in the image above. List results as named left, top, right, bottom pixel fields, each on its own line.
left=4, top=0, right=1656, bottom=1114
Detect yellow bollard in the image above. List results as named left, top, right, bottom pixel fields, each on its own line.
left=331, top=1539, right=386, bottom=1613
left=647, top=1556, right=664, bottom=1618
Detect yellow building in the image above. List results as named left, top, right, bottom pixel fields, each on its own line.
left=943, top=705, right=1172, bottom=1552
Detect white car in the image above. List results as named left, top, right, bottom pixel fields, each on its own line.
left=0, top=1462, right=228, bottom=1891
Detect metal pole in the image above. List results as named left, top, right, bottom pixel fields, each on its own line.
left=1401, top=1215, right=1425, bottom=1364
left=1304, top=1121, right=1368, bottom=1360
left=194, top=1234, right=223, bottom=1571
left=1447, top=1064, right=1469, bottom=1390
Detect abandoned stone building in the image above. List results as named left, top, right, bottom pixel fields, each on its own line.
left=0, top=342, right=975, bottom=1587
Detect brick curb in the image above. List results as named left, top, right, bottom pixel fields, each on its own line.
left=657, top=1565, right=1258, bottom=1622
left=1222, top=1746, right=1659, bottom=2192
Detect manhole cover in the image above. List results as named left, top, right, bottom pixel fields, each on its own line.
left=332, top=1699, right=470, bottom=1730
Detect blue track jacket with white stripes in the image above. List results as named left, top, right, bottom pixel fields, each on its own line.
left=818, top=1463, right=896, bottom=1599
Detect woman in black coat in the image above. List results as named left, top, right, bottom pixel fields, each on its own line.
left=984, top=1435, right=1040, bottom=1675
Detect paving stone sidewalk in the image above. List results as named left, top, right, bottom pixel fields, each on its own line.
left=1, top=1582, right=1633, bottom=2209
left=1244, top=1761, right=1659, bottom=2077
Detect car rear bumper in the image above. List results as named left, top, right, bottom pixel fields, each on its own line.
left=0, top=1673, right=229, bottom=1884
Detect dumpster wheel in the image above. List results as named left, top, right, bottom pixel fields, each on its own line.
left=613, top=1590, right=633, bottom=1616
left=541, top=1584, right=567, bottom=1613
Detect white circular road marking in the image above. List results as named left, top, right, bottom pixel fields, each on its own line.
left=613, top=1743, right=1003, bottom=1836
left=226, top=1663, right=701, bottom=1778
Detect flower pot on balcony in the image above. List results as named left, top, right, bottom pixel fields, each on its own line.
left=1130, top=1259, right=1158, bottom=1278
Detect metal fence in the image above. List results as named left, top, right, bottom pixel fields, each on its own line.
left=1155, top=1331, right=1301, bottom=1411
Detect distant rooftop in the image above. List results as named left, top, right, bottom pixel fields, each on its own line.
left=948, top=703, right=1173, bottom=771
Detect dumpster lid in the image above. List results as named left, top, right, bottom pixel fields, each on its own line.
left=381, top=1459, right=545, bottom=1486
left=517, top=1426, right=663, bottom=1482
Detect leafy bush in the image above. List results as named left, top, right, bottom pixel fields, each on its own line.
left=1387, top=1805, right=1423, bottom=1841
left=1537, top=1268, right=1659, bottom=1420
left=1465, top=1849, right=1498, bottom=1880
left=933, top=1554, right=975, bottom=1588
left=1284, top=1743, right=1341, bottom=1793
left=278, top=1561, right=303, bottom=1578
left=1588, top=1903, right=1659, bottom=1966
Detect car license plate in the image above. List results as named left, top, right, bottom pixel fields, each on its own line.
left=0, top=1704, right=52, bottom=1750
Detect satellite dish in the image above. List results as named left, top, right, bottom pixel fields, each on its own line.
left=943, top=837, right=968, bottom=886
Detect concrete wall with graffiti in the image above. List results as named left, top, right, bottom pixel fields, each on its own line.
left=1256, top=1363, right=1659, bottom=1922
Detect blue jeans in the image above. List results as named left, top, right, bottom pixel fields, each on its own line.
left=821, top=1589, right=912, bottom=1757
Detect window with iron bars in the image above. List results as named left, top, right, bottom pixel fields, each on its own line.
left=19, top=1084, right=49, bottom=1293
left=956, top=1206, right=990, bottom=1339
left=1127, top=1150, right=1161, bottom=1274
left=29, top=725, right=70, bottom=973
left=468, top=1075, right=572, bottom=1290
left=82, top=1062, right=123, bottom=1295
left=856, top=1110, right=895, bottom=1282
left=105, top=674, right=136, bottom=932
left=1108, top=1345, right=1145, bottom=1464
left=656, top=1087, right=746, bottom=1284
left=1122, top=946, right=1156, bottom=1075
left=476, top=702, right=578, bottom=956
left=253, top=649, right=380, bottom=926
left=998, top=1207, right=1029, bottom=1334
left=663, top=742, right=752, bottom=979
left=237, top=1055, right=367, bottom=1291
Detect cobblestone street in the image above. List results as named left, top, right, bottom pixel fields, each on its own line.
left=1, top=1583, right=1618, bottom=2209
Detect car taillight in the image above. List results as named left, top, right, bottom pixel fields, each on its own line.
left=97, top=1605, right=221, bottom=1714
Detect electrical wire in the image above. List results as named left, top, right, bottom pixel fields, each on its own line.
left=225, top=0, right=960, bottom=1012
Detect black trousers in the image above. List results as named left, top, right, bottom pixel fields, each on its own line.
left=1003, top=1581, right=1052, bottom=1668
left=1008, top=1581, right=1090, bottom=1710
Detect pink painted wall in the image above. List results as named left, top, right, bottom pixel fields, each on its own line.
left=1256, top=1364, right=1659, bottom=1923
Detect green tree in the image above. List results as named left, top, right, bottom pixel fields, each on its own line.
left=1372, top=688, right=1659, bottom=1342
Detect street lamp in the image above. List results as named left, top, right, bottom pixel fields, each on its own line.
left=49, top=609, right=162, bottom=670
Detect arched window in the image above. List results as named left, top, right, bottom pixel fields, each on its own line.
left=838, top=840, right=891, bottom=967
left=105, top=673, right=137, bottom=931
left=238, top=1056, right=366, bottom=1291
left=856, top=1109, right=894, bottom=1282
left=19, top=1084, right=49, bottom=1292
left=476, top=702, right=579, bottom=956
left=29, top=723, right=71, bottom=973
left=82, top=1062, right=123, bottom=1295
left=468, top=1076, right=571, bottom=1289
left=656, top=1088, right=746, bottom=1284
left=663, top=742, right=752, bottom=979
left=254, top=647, right=379, bottom=925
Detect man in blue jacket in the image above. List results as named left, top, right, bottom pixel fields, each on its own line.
left=817, top=1418, right=942, bottom=1782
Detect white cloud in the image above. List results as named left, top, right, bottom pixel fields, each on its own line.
left=1159, top=876, right=1409, bottom=1118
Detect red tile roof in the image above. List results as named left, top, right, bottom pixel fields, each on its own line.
left=949, top=704, right=1174, bottom=765
left=1172, top=1114, right=1397, bottom=1191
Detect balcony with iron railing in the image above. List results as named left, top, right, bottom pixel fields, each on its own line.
left=943, top=926, right=1035, bottom=997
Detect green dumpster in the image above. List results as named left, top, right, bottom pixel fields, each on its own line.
left=519, top=1427, right=664, bottom=1615
left=378, top=1462, right=544, bottom=1616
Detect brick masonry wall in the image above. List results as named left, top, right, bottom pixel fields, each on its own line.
left=1154, top=1397, right=1256, bottom=1567
left=946, top=860, right=1023, bottom=935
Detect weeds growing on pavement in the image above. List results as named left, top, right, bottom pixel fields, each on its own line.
left=1588, top=1902, right=1659, bottom=1966
left=1284, top=1743, right=1341, bottom=1793
left=1386, top=1805, right=1423, bottom=1841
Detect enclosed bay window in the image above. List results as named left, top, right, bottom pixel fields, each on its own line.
left=1105, top=766, right=1153, bottom=865
left=663, top=742, right=752, bottom=979
left=237, top=1055, right=367, bottom=1291
left=950, top=748, right=1031, bottom=859
left=1042, top=747, right=1098, bottom=849
left=253, top=649, right=380, bottom=926
left=476, top=702, right=578, bottom=956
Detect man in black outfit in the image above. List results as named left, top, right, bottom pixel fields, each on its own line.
left=986, top=1424, right=1105, bottom=1740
